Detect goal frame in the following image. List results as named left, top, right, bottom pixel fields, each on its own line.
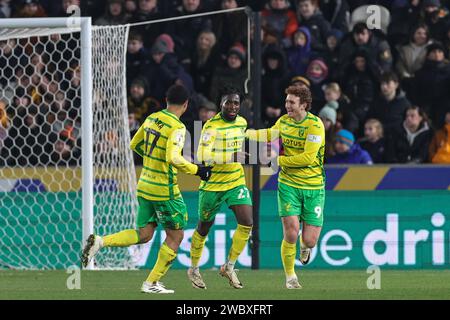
left=0, top=17, right=94, bottom=268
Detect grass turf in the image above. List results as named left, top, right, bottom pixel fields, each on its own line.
left=1, top=269, right=450, bottom=300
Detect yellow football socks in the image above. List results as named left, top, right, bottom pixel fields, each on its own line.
left=190, top=230, right=207, bottom=268
left=228, top=224, right=252, bottom=263
left=102, top=229, right=139, bottom=247
left=281, top=239, right=296, bottom=277
left=147, top=242, right=177, bottom=283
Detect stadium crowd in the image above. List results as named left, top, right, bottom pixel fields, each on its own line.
left=0, top=0, right=450, bottom=165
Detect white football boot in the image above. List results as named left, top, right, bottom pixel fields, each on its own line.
left=219, top=263, right=243, bottom=289
left=286, top=276, right=302, bottom=289
left=141, top=281, right=174, bottom=294
left=299, top=237, right=311, bottom=265
left=187, top=267, right=207, bottom=289
left=81, top=234, right=103, bottom=268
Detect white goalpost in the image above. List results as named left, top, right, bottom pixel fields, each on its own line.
left=0, top=18, right=139, bottom=270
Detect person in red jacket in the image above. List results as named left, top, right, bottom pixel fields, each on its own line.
left=262, top=0, right=298, bottom=48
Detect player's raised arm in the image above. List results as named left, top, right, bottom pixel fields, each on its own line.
left=245, top=118, right=281, bottom=142
left=129, top=123, right=145, bottom=157
left=278, top=119, right=325, bottom=167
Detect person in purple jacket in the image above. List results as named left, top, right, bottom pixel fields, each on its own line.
left=328, top=129, right=373, bottom=164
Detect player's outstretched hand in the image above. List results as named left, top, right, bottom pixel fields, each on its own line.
left=196, top=165, right=212, bottom=181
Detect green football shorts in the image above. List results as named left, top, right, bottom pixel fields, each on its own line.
left=136, top=196, right=188, bottom=230
left=198, top=185, right=253, bottom=222
left=277, top=182, right=325, bottom=227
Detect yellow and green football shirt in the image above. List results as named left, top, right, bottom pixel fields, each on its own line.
left=246, top=113, right=325, bottom=190
left=197, top=113, right=247, bottom=192
left=130, top=109, right=197, bottom=201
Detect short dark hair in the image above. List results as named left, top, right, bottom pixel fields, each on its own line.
left=285, top=85, right=312, bottom=111
left=166, top=84, right=189, bottom=105
left=353, top=22, right=370, bottom=34
left=128, top=32, right=143, bottom=42
left=380, top=71, right=399, bottom=84
left=404, top=105, right=430, bottom=125
left=220, top=85, right=243, bottom=101
left=298, top=0, right=318, bottom=6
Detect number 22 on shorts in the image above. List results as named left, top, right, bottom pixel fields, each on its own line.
left=237, top=187, right=250, bottom=199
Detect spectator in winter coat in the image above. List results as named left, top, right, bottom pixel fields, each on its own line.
left=396, top=24, right=433, bottom=79
left=296, top=0, right=331, bottom=53
left=306, top=58, right=329, bottom=113
left=324, top=82, right=359, bottom=133
left=262, top=44, right=289, bottom=127
left=212, top=0, right=248, bottom=57
left=412, top=42, right=450, bottom=126
left=359, top=118, right=387, bottom=163
left=287, top=26, right=313, bottom=77
left=385, top=105, right=434, bottom=163
left=388, top=0, right=423, bottom=46
left=319, top=0, right=350, bottom=33
left=429, top=110, right=450, bottom=163
left=261, top=0, right=298, bottom=48
left=328, top=129, right=373, bottom=164
left=127, top=77, right=161, bottom=125
left=168, top=0, right=212, bottom=66
left=318, top=100, right=339, bottom=161
left=209, top=43, right=247, bottom=105
left=126, top=32, right=150, bottom=88
left=338, top=22, right=393, bottom=80
left=13, top=0, right=47, bottom=18
left=95, top=0, right=129, bottom=25
left=322, top=28, right=344, bottom=81
left=420, top=0, right=450, bottom=42
left=368, top=71, right=411, bottom=133
left=130, top=0, right=165, bottom=48
left=142, top=38, right=188, bottom=104
left=341, top=49, right=379, bottom=127
left=190, top=30, right=220, bottom=97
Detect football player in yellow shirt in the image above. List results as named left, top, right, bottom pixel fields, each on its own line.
left=246, top=86, right=325, bottom=289
left=187, top=86, right=253, bottom=290
left=81, top=84, right=211, bottom=294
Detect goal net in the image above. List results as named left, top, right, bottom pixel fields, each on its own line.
left=0, top=21, right=139, bottom=269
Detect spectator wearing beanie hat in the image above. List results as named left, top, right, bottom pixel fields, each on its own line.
left=228, top=43, right=246, bottom=65
left=209, top=43, right=247, bottom=105
left=328, top=129, right=373, bottom=164
left=319, top=101, right=339, bottom=161
left=290, top=76, right=311, bottom=89
left=127, top=77, right=161, bottom=125
left=319, top=101, right=338, bottom=127
left=155, top=33, right=175, bottom=53
left=306, top=58, right=329, bottom=113
left=141, top=37, right=187, bottom=104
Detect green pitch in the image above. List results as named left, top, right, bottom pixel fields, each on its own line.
left=1, top=269, right=450, bottom=300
